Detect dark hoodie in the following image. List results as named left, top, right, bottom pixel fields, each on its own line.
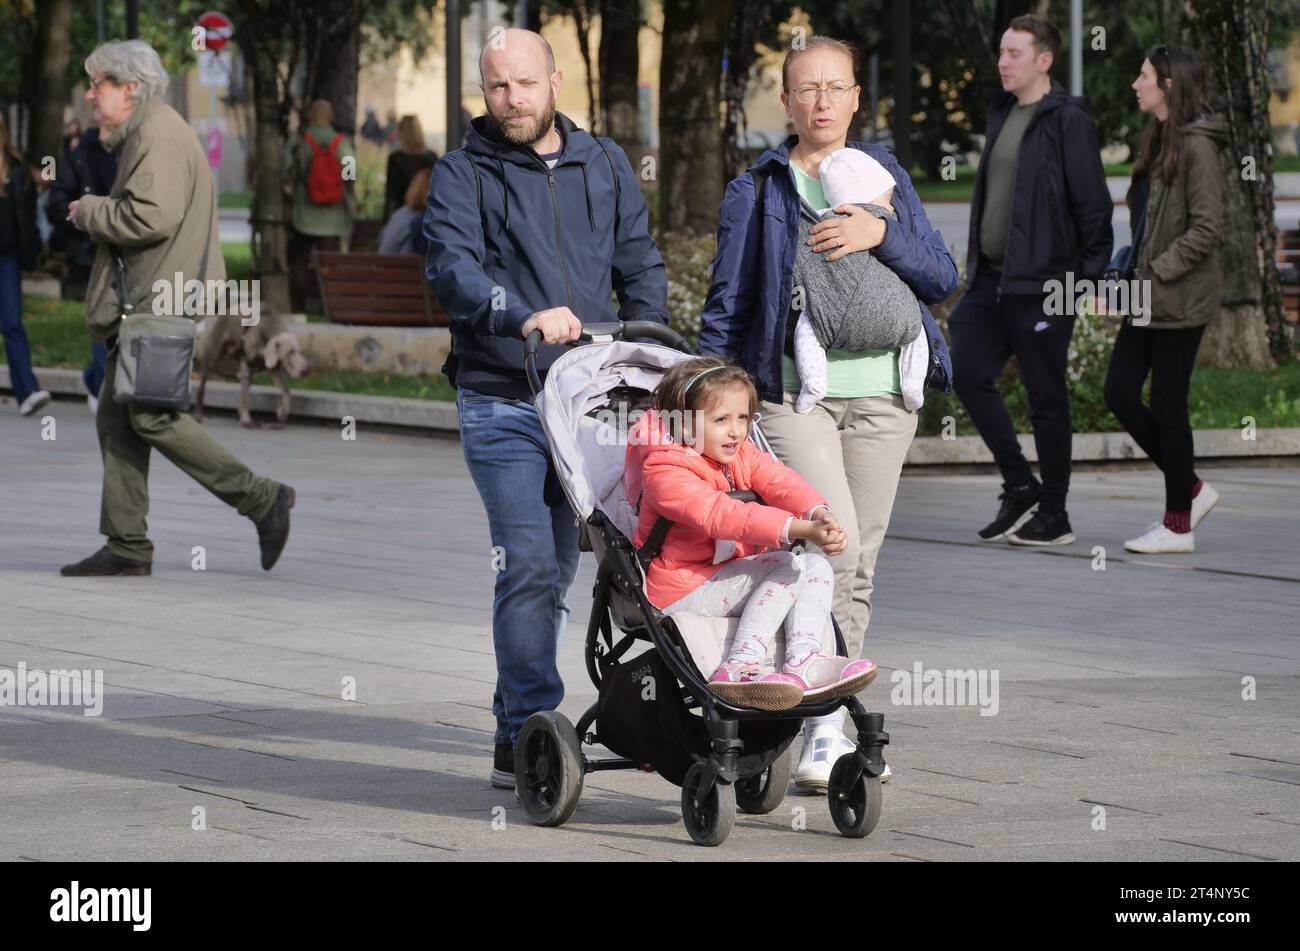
left=1132, top=115, right=1229, bottom=328
left=965, top=80, right=1114, bottom=294
left=424, top=112, right=669, bottom=400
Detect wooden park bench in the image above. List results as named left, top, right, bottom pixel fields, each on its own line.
left=313, top=251, right=448, bottom=327
left=1277, top=230, right=1300, bottom=326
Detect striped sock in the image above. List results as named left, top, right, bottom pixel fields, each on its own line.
left=1163, top=510, right=1192, bottom=534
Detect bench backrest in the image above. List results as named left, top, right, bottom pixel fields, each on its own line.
left=314, top=252, right=448, bottom=327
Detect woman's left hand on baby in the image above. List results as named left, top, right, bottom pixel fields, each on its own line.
left=808, top=204, right=887, bottom=261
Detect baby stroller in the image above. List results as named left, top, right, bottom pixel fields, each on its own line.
left=519, top=320, right=890, bottom=846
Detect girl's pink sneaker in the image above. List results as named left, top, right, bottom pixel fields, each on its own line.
left=708, top=658, right=803, bottom=711
left=781, top=652, right=878, bottom=701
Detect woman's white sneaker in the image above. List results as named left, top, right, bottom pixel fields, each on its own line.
left=1124, top=523, right=1194, bottom=554
left=18, top=390, right=51, bottom=416
left=1191, top=482, right=1220, bottom=528
left=794, top=726, right=891, bottom=790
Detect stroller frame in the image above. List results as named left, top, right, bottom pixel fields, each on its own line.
left=513, top=321, right=890, bottom=846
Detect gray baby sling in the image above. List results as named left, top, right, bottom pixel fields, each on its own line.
left=792, top=198, right=922, bottom=352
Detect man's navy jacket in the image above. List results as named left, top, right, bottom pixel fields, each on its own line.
left=424, top=112, right=668, bottom=400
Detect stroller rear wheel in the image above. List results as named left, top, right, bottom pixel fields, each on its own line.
left=826, top=753, right=882, bottom=838
left=517, top=711, right=584, bottom=827
left=735, top=747, right=791, bottom=815
left=681, top=762, right=736, bottom=847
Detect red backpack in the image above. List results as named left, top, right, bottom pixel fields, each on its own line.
left=302, top=131, right=345, bottom=205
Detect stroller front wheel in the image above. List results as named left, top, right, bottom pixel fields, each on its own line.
left=827, top=753, right=882, bottom=838
left=516, top=711, right=585, bottom=827
left=681, top=762, right=736, bottom=846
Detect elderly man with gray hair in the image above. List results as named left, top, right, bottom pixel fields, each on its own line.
left=60, top=40, right=295, bottom=577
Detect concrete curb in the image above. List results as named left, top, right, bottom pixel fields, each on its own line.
left=6, top=364, right=1298, bottom=462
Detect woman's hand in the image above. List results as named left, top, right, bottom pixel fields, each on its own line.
left=808, top=204, right=887, bottom=262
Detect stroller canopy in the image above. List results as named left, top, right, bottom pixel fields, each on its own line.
left=537, top=341, right=695, bottom=541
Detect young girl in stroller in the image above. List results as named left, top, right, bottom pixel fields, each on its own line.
left=624, top=356, right=878, bottom=711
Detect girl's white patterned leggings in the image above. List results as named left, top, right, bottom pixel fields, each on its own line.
left=662, top=548, right=835, bottom=668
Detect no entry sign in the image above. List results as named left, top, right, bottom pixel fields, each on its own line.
left=197, top=10, right=234, bottom=52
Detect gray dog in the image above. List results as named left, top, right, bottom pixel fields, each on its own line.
left=193, top=304, right=308, bottom=428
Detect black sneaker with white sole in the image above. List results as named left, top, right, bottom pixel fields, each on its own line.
left=978, top=490, right=1039, bottom=542
left=490, top=742, right=515, bottom=789
left=1007, top=509, right=1075, bottom=546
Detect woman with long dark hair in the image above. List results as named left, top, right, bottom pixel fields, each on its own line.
left=1104, top=46, right=1227, bottom=553
left=0, top=112, right=51, bottom=416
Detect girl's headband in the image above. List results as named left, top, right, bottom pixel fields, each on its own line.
left=683, top=365, right=729, bottom=396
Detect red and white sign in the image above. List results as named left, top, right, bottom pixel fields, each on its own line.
left=197, top=11, right=234, bottom=52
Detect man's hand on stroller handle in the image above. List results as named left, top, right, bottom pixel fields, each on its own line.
left=521, top=307, right=582, bottom=345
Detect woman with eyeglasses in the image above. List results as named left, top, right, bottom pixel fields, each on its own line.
left=1103, top=45, right=1227, bottom=554
left=698, top=35, right=957, bottom=791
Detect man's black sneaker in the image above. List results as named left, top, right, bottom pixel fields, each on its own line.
left=490, top=742, right=515, bottom=789
left=978, top=491, right=1039, bottom=542
left=60, top=546, right=152, bottom=577
left=254, top=484, right=295, bottom=570
left=1007, top=509, right=1076, bottom=547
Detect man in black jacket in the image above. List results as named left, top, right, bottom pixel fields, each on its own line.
left=47, top=125, right=117, bottom=408
left=950, top=13, right=1112, bottom=546
left=424, top=28, right=668, bottom=789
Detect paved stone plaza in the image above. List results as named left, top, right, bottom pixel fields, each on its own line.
left=2, top=398, right=1297, bottom=861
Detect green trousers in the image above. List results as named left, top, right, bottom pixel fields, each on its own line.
left=96, top=345, right=279, bottom=562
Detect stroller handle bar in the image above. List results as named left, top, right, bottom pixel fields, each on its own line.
left=524, top=320, right=695, bottom=397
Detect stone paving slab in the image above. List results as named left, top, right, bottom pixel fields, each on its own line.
left=1, top=399, right=1297, bottom=860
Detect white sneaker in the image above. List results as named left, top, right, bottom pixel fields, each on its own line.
left=794, top=726, right=891, bottom=790
left=1124, top=522, right=1194, bottom=554
left=18, top=390, right=51, bottom=416
left=87, top=393, right=99, bottom=415
left=1191, top=481, right=1220, bottom=529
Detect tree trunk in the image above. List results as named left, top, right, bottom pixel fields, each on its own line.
left=1184, top=0, right=1282, bottom=367
left=571, top=0, right=598, bottom=134
left=659, top=0, right=729, bottom=235
left=305, top=0, right=363, bottom=135
left=721, top=0, right=775, bottom=181
left=28, top=0, right=74, bottom=169
left=599, top=0, right=641, bottom=161
left=242, top=11, right=294, bottom=313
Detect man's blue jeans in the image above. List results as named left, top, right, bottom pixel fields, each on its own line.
left=457, top=387, right=581, bottom=746
left=84, top=342, right=108, bottom=398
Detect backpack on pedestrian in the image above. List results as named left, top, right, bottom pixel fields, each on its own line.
left=302, top=131, right=345, bottom=205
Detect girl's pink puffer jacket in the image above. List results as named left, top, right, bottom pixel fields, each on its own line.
left=624, top=410, right=827, bottom=609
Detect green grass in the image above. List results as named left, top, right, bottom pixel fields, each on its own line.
left=254, top=370, right=457, bottom=401
left=916, top=357, right=1300, bottom=436
left=218, top=190, right=251, bottom=209
left=911, top=165, right=977, bottom=202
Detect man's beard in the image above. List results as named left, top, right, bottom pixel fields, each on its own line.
left=490, top=93, right=557, bottom=147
